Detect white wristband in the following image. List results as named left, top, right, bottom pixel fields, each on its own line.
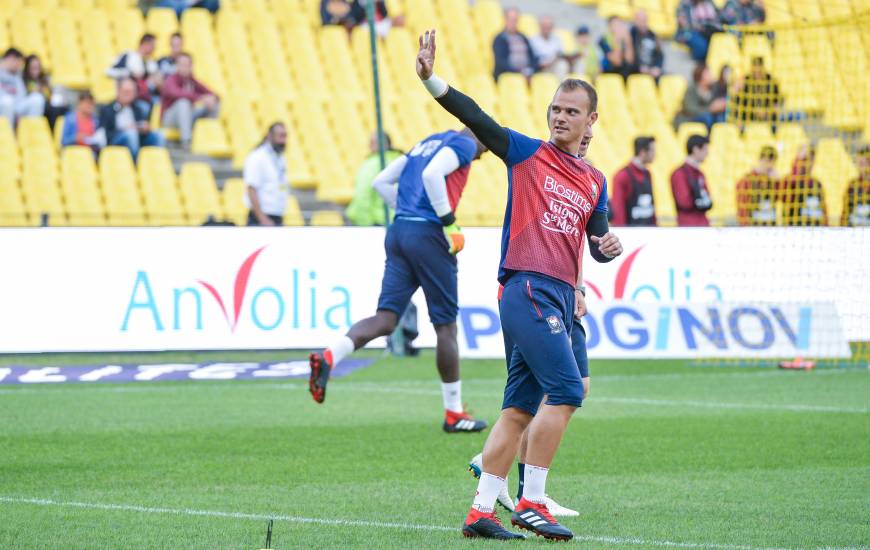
left=422, top=74, right=449, bottom=98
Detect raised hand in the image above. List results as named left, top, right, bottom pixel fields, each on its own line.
left=590, top=232, right=623, bottom=259
left=416, top=29, right=437, bottom=80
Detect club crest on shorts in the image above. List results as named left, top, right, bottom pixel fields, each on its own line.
left=547, top=315, right=563, bottom=334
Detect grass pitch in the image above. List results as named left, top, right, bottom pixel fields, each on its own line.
left=0, top=350, right=867, bottom=549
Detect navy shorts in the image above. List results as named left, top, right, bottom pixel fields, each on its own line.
left=377, top=218, right=458, bottom=326
left=500, top=272, right=584, bottom=416
left=501, top=314, right=589, bottom=379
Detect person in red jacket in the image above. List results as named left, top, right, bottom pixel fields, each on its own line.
left=670, top=134, right=712, bottom=226
left=780, top=144, right=827, bottom=226
left=611, top=136, right=657, bottom=226
left=159, top=52, right=219, bottom=148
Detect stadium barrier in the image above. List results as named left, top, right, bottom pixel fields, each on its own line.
left=0, top=227, right=865, bottom=361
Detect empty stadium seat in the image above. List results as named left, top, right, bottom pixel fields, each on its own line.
left=61, top=146, right=105, bottom=226
left=99, top=146, right=146, bottom=226
left=179, top=162, right=224, bottom=225
left=138, top=147, right=185, bottom=226
left=221, top=178, right=248, bottom=226
left=310, top=210, right=344, bottom=227
left=191, top=118, right=231, bottom=158
left=282, top=195, right=305, bottom=226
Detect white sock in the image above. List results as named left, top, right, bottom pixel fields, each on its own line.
left=523, top=464, right=549, bottom=504
left=441, top=381, right=463, bottom=413
left=326, top=335, right=354, bottom=365
left=472, top=472, right=504, bottom=513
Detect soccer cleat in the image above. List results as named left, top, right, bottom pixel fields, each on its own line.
left=511, top=497, right=574, bottom=541
left=468, top=453, right=515, bottom=512
left=543, top=495, right=579, bottom=517
left=443, top=410, right=488, bottom=433
left=462, top=508, right=525, bottom=540
left=308, top=351, right=333, bottom=404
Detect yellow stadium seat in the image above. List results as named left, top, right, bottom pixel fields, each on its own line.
left=10, top=8, right=50, bottom=67
left=21, top=147, right=65, bottom=225
left=61, top=146, right=106, bottom=225
left=46, top=10, right=89, bottom=89
left=221, top=178, right=248, bottom=226
left=472, top=0, right=503, bottom=48
left=94, top=0, right=135, bottom=8
left=191, top=118, right=232, bottom=158
left=99, top=146, right=146, bottom=226
left=706, top=32, right=740, bottom=77
left=310, top=210, right=345, bottom=227
left=0, top=184, right=30, bottom=226
left=627, top=74, right=667, bottom=133
left=179, top=162, right=224, bottom=225
left=110, top=8, right=145, bottom=52
left=0, top=15, right=10, bottom=52
left=138, top=147, right=185, bottom=225
left=282, top=195, right=305, bottom=227
left=741, top=33, right=773, bottom=74
left=62, top=0, right=95, bottom=8
left=742, top=122, right=774, bottom=158
left=17, top=116, right=54, bottom=150
left=676, top=122, right=708, bottom=150
left=813, top=137, right=858, bottom=223
left=658, top=74, right=688, bottom=119
left=145, top=7, right=179, bottom=59
left=0, top=117, right=18, bottom=182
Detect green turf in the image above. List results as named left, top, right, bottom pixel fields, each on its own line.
left=0, top=352, right=868, bottom=549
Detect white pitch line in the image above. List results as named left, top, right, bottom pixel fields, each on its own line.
left=0, top=496, right=860, bottom=550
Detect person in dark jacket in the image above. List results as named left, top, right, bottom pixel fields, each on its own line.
left=492, top=7, right=539, bottom=81
left=98, top=77, right=164, bottom=160
left=611, top=136, right=657, bottom=226
left=671, top=134, right=713, bottom=226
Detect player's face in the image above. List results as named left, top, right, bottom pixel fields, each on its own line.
left=548, top=88, right=597, bottom=153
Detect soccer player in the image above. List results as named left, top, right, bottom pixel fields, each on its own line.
left=468, top=125, right=598, bottom=518
left=415, top=30, right=624, bottom=541
left=308, top=127, right=491, bottom=434
left=736, top=145, right=778, bottom=226
left=671, top=134, right=713, bottom=226
left=781, top=144, right=827, bottom=226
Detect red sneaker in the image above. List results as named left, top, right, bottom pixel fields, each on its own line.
left=443, top=410, right=488, bottom=433
left=462, top=508, right=525, bottom=539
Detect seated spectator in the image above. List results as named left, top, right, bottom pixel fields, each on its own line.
left=61, top=91, right=103, bottom=153
left=599, top=16, right=635, bottom=78
left=530, top=16, right=563, bottom=75
left=674, top=64, right=727, bottom=129
left=842, top=145, right=870, bottom=226
left=23, top=54, right=69, bottom=128
left=712, top=64, right=734, bottom=102
left=98, top=77, right=165, bottom=160
left=107, top=33, right=162, bottom=114
left=671, top=134, right=713, bottom=226
left=780, top=145, right=826, bottom=226
left=244, top=122, right=289, bottom=226
left=156, top=0, right=219, bottom=17
left=611, top=136, right=657, bottom=226
left=158, top=32, right=184, bottom=77
left=720, top=0, right=765, bottom=25
left=676, top=0, right=721, bottom=61
left=493, top=7, right=539, bottom=81
left=0, top=48, right=45, bottom=126
left=735, top=145, right=778, bottom=226
left=630, top=10, right=664, bottom=80
left=346, top=131, right=403, bottom=226
left=733, top=56, right=782, bottom=123
left=321, top=0, right=365, bottom=29
left=565, top=25, right=599, bottom=79
left=160, top=52, right=219, bottom=148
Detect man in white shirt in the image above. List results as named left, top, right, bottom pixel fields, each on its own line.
left=243, top=122, right=289, bottom=226
left=529, top=16, right=563, bottom=74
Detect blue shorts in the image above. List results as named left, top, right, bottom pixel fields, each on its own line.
left=501, top=314, right=589, bottom=379
left=377, top=218, right=458, bottom=326
left=500, top=272, right=583, bottom=416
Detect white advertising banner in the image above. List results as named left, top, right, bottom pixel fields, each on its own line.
left=0, top=227, right=864, bottom=357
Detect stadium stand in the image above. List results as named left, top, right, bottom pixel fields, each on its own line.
left=0, top=0, right=867, bottom=227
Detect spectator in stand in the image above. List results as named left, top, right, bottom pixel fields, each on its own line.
left=566, top=25, right=599, bottom=79
left=781, top=145, right=826, bottom=226
left=23, top=54, right=69, bottom=129
left=599, top=16, right=635, bottom=78
left=720, top=0, right=765, bottom=25
left=160, top=52, right=219, bottom=148
left=98, top=77, right=165, bottom=160
left=359, top=0, right=403, bottom=37
left=676, top=0, right=721, bottom=61
left=842, top=145, right=870, bottom=226
left=61, top=91, right=103, bottom=153
left=321, top=0, right=365, bottom=29
left=735, top=145, right=778, bottom=226
left=611, top=136, right=657, bottom=226
left=106, top=33, right=162, bottom=114
left=492, top=7, right=539, bottom=81
left=733, top=56, right=782, bottom=123
left=156, top=0, right=220, bottom=17
left=674, top=64, right=727, bottom=129
left=671, top=134, right=713, bottom=226
left=158, top=32, right=184, bottom=77
left=530, top=16, right=563, bottom=75
left=630, top=10, right=664, bottom=80
left=0, top=48, right=45, bottom=126
left=712, top=64, right=734, bottom=103
left=346, top=131, right=403, bottom=226
left=244, top=122, right=289, bottom=226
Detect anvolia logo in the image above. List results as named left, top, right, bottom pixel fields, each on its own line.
left=120, top=246, right=353, bottom=333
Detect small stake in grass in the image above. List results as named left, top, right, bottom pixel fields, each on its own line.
left=259, top=519, right=273, bottom=550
